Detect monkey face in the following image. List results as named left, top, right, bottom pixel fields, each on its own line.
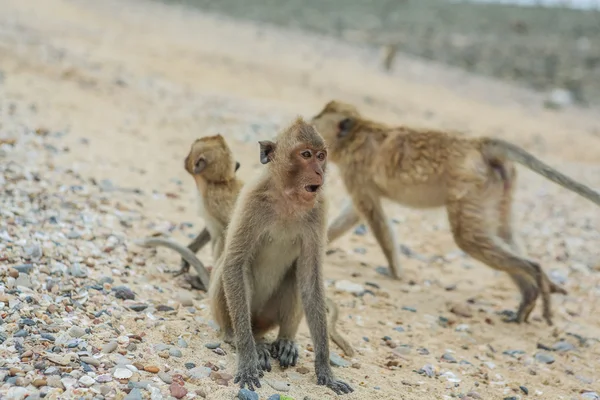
left=310, top=100, right=360, bottom=159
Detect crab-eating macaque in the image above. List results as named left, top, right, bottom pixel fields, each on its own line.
left=209, top=118, right=353, bottom=394
left=310, top=100, right=599, bottom=326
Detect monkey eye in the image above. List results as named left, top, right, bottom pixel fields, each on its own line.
left=317, top=152, right=326, bottom=161
left=301, top=150, right=312, bottom=159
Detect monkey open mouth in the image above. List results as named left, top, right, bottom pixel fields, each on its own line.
left=305, top=184, right=321, bottom=193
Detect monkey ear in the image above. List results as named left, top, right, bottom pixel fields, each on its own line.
left=258, top=140, right=276, bottom=164
left=235, top=161, right=241, bottom=172
left=194, top=157, right=207, bottom=174
left=338, top=118, right=355, bottom=138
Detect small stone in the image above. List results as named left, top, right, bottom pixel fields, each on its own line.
left=61, top=376, right=77, bottom=390
left=449, top=303, right=473, bottom=318
left=184, top=363, right=196, bottom=370
left=402, top=306, right=417, bottom=313
left=144, top=366, right=159, bottom=373
left=237, top=389, right=259, bottom=400
left=102, top=341, right=118, bottom=353
left=169, top=348, right=183, bottom=357
left=79, top=375, right=95, bottom=387
left=114, top=367, right=133, bottom=379
left=353, top=224, right=367, bottom=235
left=14, top=329, right=29, bottom=338
left=205, top=342, right=221, bottom=349
left=375, top=266, right=391, bottom=276
left=169, top=382, right=188, bottom=399
left=96, top=374, right=112, bottom=383
left=266, top=379, right=291, bottom=392
left=129, top=303, right=148, bottom=312
left=520, top=386, right=529, bottom=395
left=68, top=326, right=86, bottom=338
left=329, top=353, right=350, bottom=367
left=32, top=378, right=47, bottom=387
left=296, top=366, right=310, bottom=374
left=187, top=367, right=212, bottom=379
left=158, top=371, right=172, bottom=384
left=212, top=348, right=226, bottom=356
left=268, top=395, right=281, bottom=400
left=46, top=375, right=63, bottom=388
left=177, top=338, right=188, bottom=348
left=466, top=391, right=482, bottom=399
left=552, top=340, right=575, bottom=352
left=156, top=305, right=175, bottom=312
left=534, top=352, right=555, bottom=364
left=334, top=280, right=365, bottom=294
left=124, top=388, right=144, bottom=400
left=176, top=292, right=194, bottom=307
left=113, top=286, right=135, bottom=300
left=441, top=353, right=457, bottom=363
left=581, top=393, right=599, bottom=400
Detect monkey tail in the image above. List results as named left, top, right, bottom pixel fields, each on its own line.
left=482, top=138, right=600, bottom=206
left=325, top=297, right=355, bottom=357
left=134, top=237, right=211, bottom=290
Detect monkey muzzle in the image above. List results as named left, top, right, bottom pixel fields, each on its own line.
left=305, top=184, right=321, bottom=193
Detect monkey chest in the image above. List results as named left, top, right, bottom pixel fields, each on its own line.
left=250, top=233, right=302, bottom=295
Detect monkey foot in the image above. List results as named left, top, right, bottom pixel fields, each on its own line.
left=271, top=339, right=298, bottom=368
left=317, top=375, right=354, bottom=395
left=256, top=342, right=272, bottom=372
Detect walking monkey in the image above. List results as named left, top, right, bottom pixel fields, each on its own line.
left=310, top=100, right=599, bottom=326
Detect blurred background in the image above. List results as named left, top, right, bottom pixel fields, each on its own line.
left=162, top=0, right=600, bottom=108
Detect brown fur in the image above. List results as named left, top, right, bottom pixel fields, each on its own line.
left=311, top=100, right=599, bottom=326
left=136, top=134, right=243, bottom=290
left=209, top=117, right=353, bottom=394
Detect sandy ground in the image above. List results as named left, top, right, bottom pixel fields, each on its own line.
left=1, top=0, right=600, bottom=399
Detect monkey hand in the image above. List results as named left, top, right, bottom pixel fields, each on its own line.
left=233, top=359, right=263, bottom=391
left=316, top=369, right=354, bottom=395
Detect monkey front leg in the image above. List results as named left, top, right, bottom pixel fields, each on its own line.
left=327, top=197, right=362, bottom=244
left=297, top=248, right=353, bottom=395
left=354, top=197, right=402, bottom=279
left=175, top=227, right=211, bottom=276
left=222, top=258, right=263, bottom=391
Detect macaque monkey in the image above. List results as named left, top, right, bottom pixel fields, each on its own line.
left=136, top=134, right=244, bottom=290
left=136, top=133, right=355, bottom=357
left=209, top=118, right=353, bottom=394
left=310, top=100, right=599, bottom=326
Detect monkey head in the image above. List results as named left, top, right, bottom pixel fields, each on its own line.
left=258, top=117, right=327, bottom=206
left=310, top=100, right=361, bottom=162
left=184, top=134, right=240, bottom=182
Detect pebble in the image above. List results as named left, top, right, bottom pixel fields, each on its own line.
left=184, top=363, right=196, bottom=369
left=79, top=375, right=96, bottom=387
left=329, top=353, right=350, bottom=367
left=534, top=352, right=555, bottom=364
left=296, top=366, right=310, bottom=374
left=68, top=326, right=86, bottom=338
left=265, top=379, right=291, bottom=392
left=169, top=348, right=183, bottom=357
left=205, top=342, right=221, bottom=349
left=169, top=383, right=188, bottom=399
left=113, top=286, right=135, bottom=300
left=177, top=337, right=188, bottom=348
left=402, top=306, right=417, bottom=313
left=102, top=341, right=118, bottom=354
left=581, top=393, right=599, bottom=400
left=176, top=292, right=194, bottom=307
left=520, top=386, right=529, bottom=395
left=334, top=280, right=365, bottom=294
left=238, top=389, right=259, bottom=400
left=80, top=356, right=100, bottom=367
left=158, top=371, right=173, bottom=384
left=552, top=340, right=575, bottom=352
left=124, top=388, right=144, bottom=400
left=187, top=367, right=212, bottom=379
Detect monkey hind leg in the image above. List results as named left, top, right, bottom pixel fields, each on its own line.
left=262, top=270, right=302, bottom=369
left=447, top=199, right=552, bottom=325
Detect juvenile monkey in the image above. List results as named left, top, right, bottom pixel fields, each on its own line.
left=136, top=134, right=244, bottom=290
left=311, top=100, right=600, bottom=326
left=209, top=118, right=353, bottom=394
